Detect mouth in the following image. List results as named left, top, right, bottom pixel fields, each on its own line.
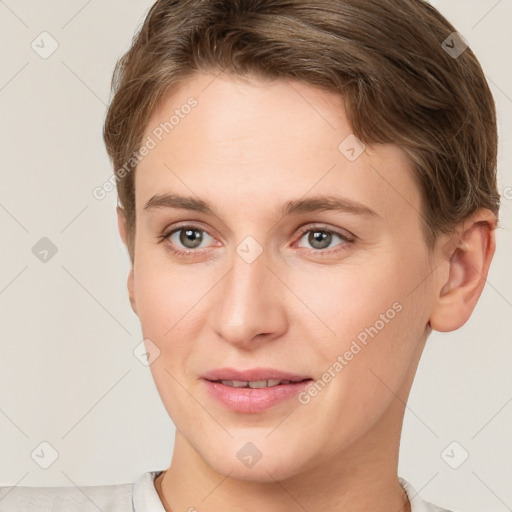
left=205, top=378, right=313, bottom=388
left=201, top=367, right=313, bottom=384
left=200, top=370, right=315, bottom=413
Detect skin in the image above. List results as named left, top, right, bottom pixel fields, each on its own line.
left=117, top=72, right=496, bottom=512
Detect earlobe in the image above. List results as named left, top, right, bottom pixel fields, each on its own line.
left=429, top=209, right=497, bottom=332
left=127, top=266, right=137, bottom=315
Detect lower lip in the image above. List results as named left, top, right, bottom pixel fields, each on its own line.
left=202, top=379, right=313, bottom=413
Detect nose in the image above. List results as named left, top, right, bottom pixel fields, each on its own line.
left=210, top=243, right=288, bottom=349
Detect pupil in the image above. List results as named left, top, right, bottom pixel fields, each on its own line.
left=180, top=229, right=203, bottom=248
left=310, top=230, right=331, bottom=249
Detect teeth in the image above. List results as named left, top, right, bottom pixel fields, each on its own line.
left=219, top=379, right=288, bottom=388
left=224, top=380, right=249, bottom=388
left=248, top=380, right=268, bottom=389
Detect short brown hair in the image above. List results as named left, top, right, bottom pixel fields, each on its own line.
left=103, top=0, right=500, bottom=264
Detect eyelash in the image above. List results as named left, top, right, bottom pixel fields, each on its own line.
left=157, top=223, right=355, bottom=258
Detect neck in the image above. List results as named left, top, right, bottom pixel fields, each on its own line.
left=155, top=406, right=411, bottom=512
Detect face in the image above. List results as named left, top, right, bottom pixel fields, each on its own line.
left=125, top=72, right=436, bottom=482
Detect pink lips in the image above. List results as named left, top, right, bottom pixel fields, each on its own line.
left=201, top=367, right=313, bottom=414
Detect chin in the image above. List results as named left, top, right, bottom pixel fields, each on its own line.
left=199, top=440, right=309, bottom=483
left=215, top=458, right=301, bottom=483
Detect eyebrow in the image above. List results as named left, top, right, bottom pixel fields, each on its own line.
left=144, top=193, right=380, bottom=218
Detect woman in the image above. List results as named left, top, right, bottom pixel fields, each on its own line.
left=1, top=0, right=499, bottom=510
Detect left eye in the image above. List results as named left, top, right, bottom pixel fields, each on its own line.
left=296, top=228, right=352, bottom=252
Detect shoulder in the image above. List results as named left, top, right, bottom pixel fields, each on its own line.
left=0, top=481, right=134, bottom=512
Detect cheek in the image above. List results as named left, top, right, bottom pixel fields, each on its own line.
left=133, top=254, right=200, bottom=337
left=133, top=261, right=201, bottom=423
left=290, top=250, right=429, bottom=398
left=287, top=256, right=407, bottom=345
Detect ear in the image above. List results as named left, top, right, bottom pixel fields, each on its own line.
left=429, top=209, right=497, bottom=332
left=117, top=206, right=137, bottom=316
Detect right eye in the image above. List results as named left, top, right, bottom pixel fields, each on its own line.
left=158, top=223, right=217, bottom=256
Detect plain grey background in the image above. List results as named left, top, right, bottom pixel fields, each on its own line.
left=0, top=1, right=511, bottom=511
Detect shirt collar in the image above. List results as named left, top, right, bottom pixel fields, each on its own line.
left=133, top=471, right=441, bottom=512
left=400, top=476, right=444, bottom=512
left=133, top=470, right=166, bottom=512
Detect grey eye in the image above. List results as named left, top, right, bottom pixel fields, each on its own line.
left=169, top=227, right=213, bottom=250
left=297, top=229, right=347, bottom=251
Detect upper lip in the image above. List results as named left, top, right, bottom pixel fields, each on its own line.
left=201, top=367, right=312, bottom=382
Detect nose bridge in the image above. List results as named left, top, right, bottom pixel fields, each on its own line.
left=223, top=239, right=271, bottom=317
left=211, top=237, right=284, bottom=344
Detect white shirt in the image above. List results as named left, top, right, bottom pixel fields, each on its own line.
left=0, top=471, right=456, bottom=511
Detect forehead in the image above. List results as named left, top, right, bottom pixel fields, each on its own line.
left=135, top=72, right=421, bottom=225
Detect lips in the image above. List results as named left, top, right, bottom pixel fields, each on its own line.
left=201, top=367, right=312, bottom=383
left=202, top=375, right=314, bottom=413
